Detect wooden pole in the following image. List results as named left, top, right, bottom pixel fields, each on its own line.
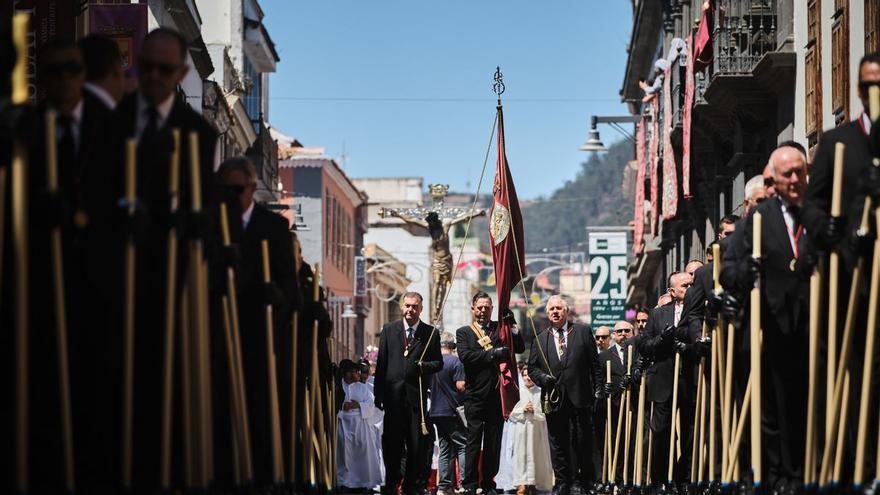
left=623, top=345, right=634, bottom=486
left=721, top=320, right=735, bottom=485
left=220, top=296, right=243, bottom=485
left=724, top=373, right=752, bottom=482
left=749, top=211, right=763, bottom=487
left=220, top=202, right=253, bottom=482
left=668, top=351, right=681, bottom=484
left=603, top=361, right=612, bottom=484
left=804, top=266, right=821, bottom=487
left=44, top=110, right=76, bottom=493
left=262, top=240, right=285, bottom=484
left=12, top=140, right=29, bottom=493
left=646, top=403, right=655, bottom=486
left=819, top=199, right=869, bottom=486
left=855, top=89, right=880, bottom=487
left=613, top=345, right=633, bottom=484
left=180, top=286, right=193, bottom=488
left=832, top=371, right=852, bottom=484
left=160, top=128, right=181, bottom=490
left=696, top=371, right=707, bottom=484
left=827, top=142, right=845, bottom=432
left=121, top=138, right=137, bottom=489
left=709, top=325, right=718, bottom=483
left=290, top=313, right=299, bottom=484
left=634, top=372, right=647, bottom=488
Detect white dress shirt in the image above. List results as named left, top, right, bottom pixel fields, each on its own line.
left=862, top=112, right=873, bottom=135
left=241, top=201, right=255, bottom=229
left=779, top=197, right=801, bottom=256
left=673, top=302, right=683, bottom=327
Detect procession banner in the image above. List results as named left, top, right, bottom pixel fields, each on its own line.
left=88, top=3, right=148, bottom=79
left=589, top=232, right=627, bottom=327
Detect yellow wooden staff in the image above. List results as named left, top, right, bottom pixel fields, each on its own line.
left=12, top=13, right=30, bottom=493
left=121, top=137, right=138, bottom=490
left=749, top=211, right=763, bottom=487
left=262, top=240, right=285, bottom=484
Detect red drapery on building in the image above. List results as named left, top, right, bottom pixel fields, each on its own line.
left=633, top=118, right=647, bottom=256
left=693, top=1, right=715, bottom=73
left=489, top=104, right=525, bottom=419
left=649, top=97, right=660, bottom=235
left=683, top=35, right=695, bottom=199
left=662, top=66, right=678, bottom=220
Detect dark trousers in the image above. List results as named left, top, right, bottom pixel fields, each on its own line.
left=434, top=416, right=467, bottom=490
left=648, top=395, right=695, bottom=484
left=546, top=398, right=596, bottom=489
left=762, top=334, right=807, bottom=488
left=382, top=402, right=429, bottom=493
left=463, top=401, right=504, bottom=491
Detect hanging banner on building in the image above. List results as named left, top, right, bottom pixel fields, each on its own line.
left=589, top=232, right=627, bottom=327
left=88, top=3, right=148, bottom=79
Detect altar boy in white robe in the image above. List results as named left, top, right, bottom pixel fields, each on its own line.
left=337, top=359, right=384, bottom=489
left=509, top=365, right=553, bottom=495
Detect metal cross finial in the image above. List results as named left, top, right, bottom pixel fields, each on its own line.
left=493, top=66, right=505, bottom=102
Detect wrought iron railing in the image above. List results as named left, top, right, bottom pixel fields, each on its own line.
left=710, top=0, right=777, bottom=77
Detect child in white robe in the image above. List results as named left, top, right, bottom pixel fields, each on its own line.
left=509, top=366, right=553, bottom=494
left=337, top=362, right=384, bottom=489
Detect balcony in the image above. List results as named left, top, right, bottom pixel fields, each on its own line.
left=700, top=0, right=794, bottom=118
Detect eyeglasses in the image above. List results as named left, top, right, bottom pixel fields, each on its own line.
left=614, top=328, right=632, bottom=334
left=225, top=183, right=255, bottom=195
left=595, top=335, right=610, bottom=340
left=139, top=58, right=183, bottom=76
left=636, top=319, right=648, bottom=326
left=42, top=61, right=84, bottom=77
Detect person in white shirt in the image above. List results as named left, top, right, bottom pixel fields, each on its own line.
left=337, top=359, right=384, bottom=490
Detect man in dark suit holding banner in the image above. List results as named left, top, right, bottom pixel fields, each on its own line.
left=374, top=292, right=442, bottom=495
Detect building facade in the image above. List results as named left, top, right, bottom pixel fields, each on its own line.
left=280, top=150, right=368, bottom=360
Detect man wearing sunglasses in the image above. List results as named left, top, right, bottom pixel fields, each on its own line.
left=22, top=38, right=117, bottom=494
left=100, top=27, right=221, bottom=492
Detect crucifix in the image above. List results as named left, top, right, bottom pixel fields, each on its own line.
left=379, top=184, right=485, bottom=328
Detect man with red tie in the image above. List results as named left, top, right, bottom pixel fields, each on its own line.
left=374, top=292, right=443, bottom=495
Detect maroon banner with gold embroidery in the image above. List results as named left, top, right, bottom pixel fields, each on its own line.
left=488, top=104, right=525, bottom=419
left=634, top=118, right=647, bottom=256
left=662, top=66, right=678, bottom=220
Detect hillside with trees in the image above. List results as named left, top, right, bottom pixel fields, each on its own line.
left=522, top=139, right=634, bottom=253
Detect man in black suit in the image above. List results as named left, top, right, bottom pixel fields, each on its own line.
left=801, top=54, right=880, bottom=484
left=79, top=34, right=124, bottom=111
left=374, top=292, right=443, bottom=494
left=99, top=27, right=220, bottom=491
left=638, top=271, right=696, bottom=487
left=217, top=156, right=298, bottom=487
left=599, top=320, right=634, bottom=481
left=17, top=39, right=117, bottom=493
left=727, top=144, right=811, bottom=492
left=455, top=291, right=525, bottom=495
left=528, top=295, right=603, bottom=495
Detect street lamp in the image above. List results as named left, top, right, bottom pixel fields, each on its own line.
left=579, top=115, right=641, bottom=152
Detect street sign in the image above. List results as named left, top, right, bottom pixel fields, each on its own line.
left=588, top=232, right=627, bottom=327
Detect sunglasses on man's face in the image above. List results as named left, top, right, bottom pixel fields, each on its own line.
left=43, top=61, right=84, bottom=78
left=595, top=335, right=610, bottom=340
left=614, top=328, right=632, bottom=334
left=139, top=58, right=182, bottom=76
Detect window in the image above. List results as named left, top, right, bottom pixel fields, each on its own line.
left=325, top=191, right=331, bottom=257
left=868, top=0, right=880, bottom=53
left=831, top=0, right=849, bottom=123
left=242, top=57, right=262, bottom=131
left=805, top=0, right=822, bottom=140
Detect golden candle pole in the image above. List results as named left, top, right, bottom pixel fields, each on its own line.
left=121, top=138, right=138, bottom=490
left=179, top=286, right=193, bottom=488
left=804, top=265, right=821, bottom=487
left=646, top=403, right=655, bottom=486
left=329, top=336, right=337, bottom=488
left=611, top=347, right=631, bottom=484
left=308, top=264, right=327, bottom=487
left=709, top=326, right=718, bottom=484
left=827, top=142, right=845, bottom=432
left=220, top=203, right=253, bottom=482
left=290, top=313, right=299, bottom=484
left=12, top=140, right=29, bottom=493
left=262, top=240, right=285, bottom=484
left=749, top=211, right=763, bottom=488
left=44, top=110, right=76, bottom=493
left=623, top=345, right=634, bottom=486
left=695, top=369, right=706, bottom=484
left=854, top=87, right=880, bottom=487
left=219, top=203, right=252, bottom=483
left=220, top=296, right=243, bottom=484
left=634, top=372, right=647, bottom=488
left=724, top=373, right=752, bottom=482
left=159, top=128, right=181, bottom=490
left=819, top=199, right=869, bottom=486
left=667, top=350, right=681, bottom=484
left=832, top=371, right=852, bottom=484
left=601, top=362, right=611, bottom=484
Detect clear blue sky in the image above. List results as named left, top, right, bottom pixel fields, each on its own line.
left=262, top=0, right=633, bottom=200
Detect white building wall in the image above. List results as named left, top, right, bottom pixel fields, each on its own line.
left=793, top=1, right=808, bottom=146
left=297, top=197, right=324, bottom=269
left=849, top=0, right=866, bottom=117
left=362, top=228, right=431, bottom=315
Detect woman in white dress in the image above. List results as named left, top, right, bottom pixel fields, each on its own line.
left=337, top=360, right=384, bottom=489
left=509, top=366, right=553, bottom=494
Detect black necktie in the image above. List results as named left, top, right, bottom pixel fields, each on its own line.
left=406, top=327, right=414, bottom=347
left=57, top=114, right=76, bottom=185
left=788, top=204, right=801, bottom=231
left=142, top=106, right=159, bottom=143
